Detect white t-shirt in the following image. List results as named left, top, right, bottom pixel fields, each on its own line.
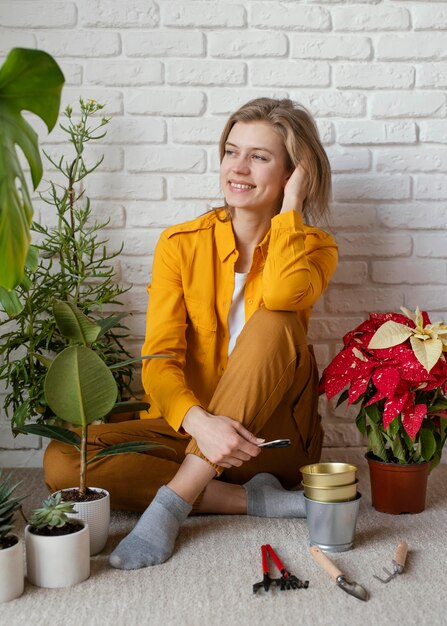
left=227, top=272, right=248, bottom=355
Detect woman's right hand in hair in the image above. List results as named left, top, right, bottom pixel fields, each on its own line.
left=182, top=405, right=264, bottom=468
left=282, top=162, right=309, bottom=213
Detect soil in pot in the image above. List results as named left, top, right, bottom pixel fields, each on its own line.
left=0, top=535, right=19, bottom=550
left=61, top=487, right=107, bottom=503
left=29, top=522, right=84, bottom=537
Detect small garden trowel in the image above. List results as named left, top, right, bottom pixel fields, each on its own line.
left=310, top=546, right=369, bottom=601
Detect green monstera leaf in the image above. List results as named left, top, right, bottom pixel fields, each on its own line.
left=0, top=48, right=64, bottom=290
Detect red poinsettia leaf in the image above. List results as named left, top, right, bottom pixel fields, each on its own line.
left=365, top=389, right=386, bottom=407
left=348, top=375, right=370, bottom=404
left=371, top=312, right=414, bottom=327
left=383, top=394, right=408, bottom=429
left=422, top=310, right=431, bottom=325
left=320, top=347, right=374, bottom=399
left=372, top=367, right=400, bottom=397
left=401, top=403, right=427, bottom=439
left=343, top=319, right=377, bottom=347
left=419, top=379, right=442, bottom=392
left=370, top=344, right=409, bottom=362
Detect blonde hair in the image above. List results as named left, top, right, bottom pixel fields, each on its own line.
left=218, top=97, right=331, bottom=223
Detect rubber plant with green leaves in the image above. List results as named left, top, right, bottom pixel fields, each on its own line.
left=17, top=300, right=171, bottom=497
left=0, top=48, right=64, bottom=291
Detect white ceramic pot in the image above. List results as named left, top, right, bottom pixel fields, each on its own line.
left=57, top=487, right=110, bottom=555
left=0, top=536, right=24, bottom=602
left=25, top=521, right=90, bottom=588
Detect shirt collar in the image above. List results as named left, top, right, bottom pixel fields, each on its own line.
left=215, top=214, right=237, bottom=262
left=214, top=211, right=272, bottom=264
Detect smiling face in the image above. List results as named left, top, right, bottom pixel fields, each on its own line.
left=220, top=121, right=292, bottom=216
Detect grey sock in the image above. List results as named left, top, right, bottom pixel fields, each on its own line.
left=243, top=473, right=306, bottom=518
left=109, top=485, right=192, bottom=570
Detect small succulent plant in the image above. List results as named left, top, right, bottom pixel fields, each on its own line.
left=29, top=493, right=76, bottom=530
left=0, top=471, right=26, bottom=547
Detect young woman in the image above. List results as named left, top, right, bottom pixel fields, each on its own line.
left=44, top=98, right=338, bottom=570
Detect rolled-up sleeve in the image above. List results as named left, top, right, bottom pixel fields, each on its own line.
left=262, top=211, right=338, bottom=311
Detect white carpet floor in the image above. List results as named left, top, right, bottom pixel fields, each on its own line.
left=1, top=462, right=446, bottom=626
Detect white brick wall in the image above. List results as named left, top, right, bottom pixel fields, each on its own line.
left=1, top=0, right=447, bottom=465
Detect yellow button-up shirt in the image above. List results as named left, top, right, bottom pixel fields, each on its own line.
left=141, top=209, right=338, bottom=432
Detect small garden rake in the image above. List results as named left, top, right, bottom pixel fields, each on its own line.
left=253, top=544, right=309, bottom=593
left=374, top=541, right=408, bottom=583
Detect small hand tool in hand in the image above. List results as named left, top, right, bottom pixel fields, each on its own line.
left=253, top=544, right=309, bottom=594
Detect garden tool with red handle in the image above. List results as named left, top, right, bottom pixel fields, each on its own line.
left=253, top=544, right=309, bottom=593
left=374, top=541, right=408, bottom=583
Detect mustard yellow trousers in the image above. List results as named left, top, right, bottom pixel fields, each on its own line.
left=44, top=308, right=323, bottom=511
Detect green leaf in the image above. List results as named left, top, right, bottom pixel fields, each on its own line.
left=0, top=285, right=23, bottom=316
left=15, top=424, right=81, bottom=448
left=0, top=245, right=37, bottom=303
left=440, top=417, right=447, bottom=439
left=390, top=432, right=408, bottom=464
left=367, top=421, right=388, bottom=461
left=401, top=427, right=414, bottom=451
left=429, top=399, right=447, bottom=412
left=53, top=300, right=101, bottom=345
left=355, top=407, right=366, bottom=435
left=87, top=441, right=174, bottom=464
left=335, top=389, right=349, bottom=408
left=12, top=401, right=31, bottom=430
left=25, top=244, right=39, bottom=273
left=0, top=48, right=64, bottom=289
left=364, top=403, right=382, bottom=424
left=96, top=313, right=128, bottom=338
left=386, top=416, right=400, bottom=438
left=418, top=428, right=437, bottom=462
left=33, top=353, right=53, bottom=369
left=44, top=345, right=117, bottom=426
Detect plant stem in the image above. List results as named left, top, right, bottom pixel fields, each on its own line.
left=80, top=422, right=88, bottom=497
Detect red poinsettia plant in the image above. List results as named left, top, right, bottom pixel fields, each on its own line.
left=319, top=307, right=447, bottom=468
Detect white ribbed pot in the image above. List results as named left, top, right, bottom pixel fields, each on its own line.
left=25, top=521, right=90, bottom=588
left=56, top=487, right=110, bottom=555
left=0, top=536, right=24, bottom=602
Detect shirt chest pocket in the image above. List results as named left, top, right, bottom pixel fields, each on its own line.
left=184, top=297, right=217, bottom=362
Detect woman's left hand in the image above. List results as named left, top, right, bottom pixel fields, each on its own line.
left=282, top=162, right=309, bottom=213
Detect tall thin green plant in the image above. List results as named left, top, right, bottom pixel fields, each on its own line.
left=0, top=99, right=133, bottom=430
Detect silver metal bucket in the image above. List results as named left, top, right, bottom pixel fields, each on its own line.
left=304, top=493, right=362, bottom=553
